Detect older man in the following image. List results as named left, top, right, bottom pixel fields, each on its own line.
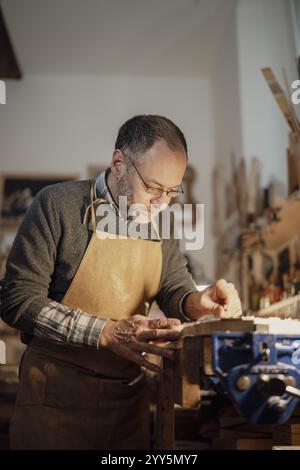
left=0, top=115, right=241, bottom=450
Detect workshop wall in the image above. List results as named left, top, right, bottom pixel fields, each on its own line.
left=0, top=74, right=215, bottom=279
left=237, top=0, right=297, bottom=189
left=0, top=0, right=297, bottom=282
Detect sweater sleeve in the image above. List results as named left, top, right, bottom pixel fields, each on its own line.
left=156, top=236, right=198, bottom=322
left=0, top=187, right=106, bottom=349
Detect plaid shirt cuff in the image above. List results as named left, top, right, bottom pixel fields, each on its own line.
left=34, top=300, right=107, bottom=349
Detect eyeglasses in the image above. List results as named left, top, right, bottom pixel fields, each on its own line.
left=126, top=156, right=184, bottom=199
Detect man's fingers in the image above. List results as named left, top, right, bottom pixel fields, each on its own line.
left=138, top=328, right=182, bottom=342
left=213, top=280, right=242, bottom=318
left=199, top=295, right=224, bottom=317
left=139, top=356, right=161, bottom=374
left=124, top=348, right=161, bottom=373
left=147, top=317, right=181, bottom=329
left=109, top=343, right=161, bottom=373
left=126, top=316, right=181, bottom=330
left=133, top=341, right=175, bottom=360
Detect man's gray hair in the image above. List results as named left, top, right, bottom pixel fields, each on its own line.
left=115, top=115, right=188, bottom=164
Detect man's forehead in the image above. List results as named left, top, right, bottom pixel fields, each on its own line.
left=140, top=155, right=186, bottom=187
left=146, top=175, right=181, bottom=188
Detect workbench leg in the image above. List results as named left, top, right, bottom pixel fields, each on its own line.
left=155, top=357, right=175, bottom=450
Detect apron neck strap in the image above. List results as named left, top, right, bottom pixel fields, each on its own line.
left=83, top=181, right=107, bottom=231
left=83, top=180, right=162, bottom=240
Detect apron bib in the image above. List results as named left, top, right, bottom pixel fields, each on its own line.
left=10, top=180, right=163, bottom=450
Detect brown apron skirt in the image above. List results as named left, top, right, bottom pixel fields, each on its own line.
left=10, top=341, right=150, bottom=450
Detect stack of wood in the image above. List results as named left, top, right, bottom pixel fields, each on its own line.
left=272, top=416, right=300, bottom=448
left=212, top=405, right=300, bottom=450
left=211, top=406, right=273, bottom=450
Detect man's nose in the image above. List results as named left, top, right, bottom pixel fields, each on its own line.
left=151, top=192, right=170, bottom=206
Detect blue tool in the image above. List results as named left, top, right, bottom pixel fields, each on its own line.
left=209, top=331, right=300, bottom=424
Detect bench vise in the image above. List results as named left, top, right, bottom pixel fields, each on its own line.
left=173, top=317, right=300, bottom=425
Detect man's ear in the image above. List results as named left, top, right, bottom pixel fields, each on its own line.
left=111, top=149, right=126, bottom=180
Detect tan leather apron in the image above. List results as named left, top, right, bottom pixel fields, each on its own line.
left=10, top=181, right=163, bottom=450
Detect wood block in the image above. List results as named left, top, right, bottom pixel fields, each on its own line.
left=272, top=431, right=300, bottom=446
left=178, top=317, right=300, bottom=337
left=274, top=419, right=300, bottom=435
left=235, top=438, right=273, bottom=450
left=180, top=318, right=255, bottom=337
left=273, top=446, right=300, bottom=450
left=213, top=437, right=273, bottom=450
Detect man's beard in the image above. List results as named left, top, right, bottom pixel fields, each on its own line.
left=117, top=175, right=163, bottom=224
left=117, top=175, right=135, bottom=219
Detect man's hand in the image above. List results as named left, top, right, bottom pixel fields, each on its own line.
left=183, top=279, right=242, bottom=321
left=98, top=315, right=182, bottom=373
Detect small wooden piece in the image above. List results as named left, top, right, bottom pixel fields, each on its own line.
left=261, top=67, right=299, bottom=134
